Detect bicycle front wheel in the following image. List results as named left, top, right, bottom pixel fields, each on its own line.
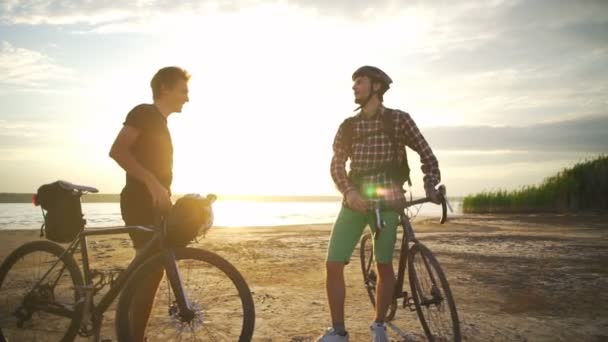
left=116, top=247, right=255, bottom=342
left=408, top=243, right=461, bottom=341
left=0, top=240, right=84, bottom=342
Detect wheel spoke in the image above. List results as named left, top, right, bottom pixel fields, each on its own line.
left=409, top=244, right=460, bottom=341
left=0, top=241, right=83, bottom=341
left=116, top=248, right=254, bottom=341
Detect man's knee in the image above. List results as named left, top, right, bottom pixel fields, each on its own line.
left=326, top=261, right=346, bottom=276
left=375, top=262, right=395, bottom=278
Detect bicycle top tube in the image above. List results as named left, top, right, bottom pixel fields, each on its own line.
left=79, top=225, right=155, bottom=237
left=369, top=196, right=436, bottom=212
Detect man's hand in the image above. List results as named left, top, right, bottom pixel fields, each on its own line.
left=425, top=185, right=443, bottom=205
left=345, top=190, right=369, bottom=213
left=147, top=180, right=172, bottom=213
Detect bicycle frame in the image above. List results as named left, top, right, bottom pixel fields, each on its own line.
left=392, top=199, right=444, bottom=308
left=370, top=195, right=439, bottom=305
left=24, top=223, right=196, bottom=337
left=393, top=210, right=416, bottom=302
left=362, top=187, right=460, bottom=340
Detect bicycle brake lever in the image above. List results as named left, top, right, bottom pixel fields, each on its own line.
left=438, top=185, right=454, bottom=213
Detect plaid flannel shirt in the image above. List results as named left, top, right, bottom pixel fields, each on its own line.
left=330, top=106, right=441, bottom=205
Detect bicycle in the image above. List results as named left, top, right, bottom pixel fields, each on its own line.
left=359, top=185, right=461, bottom=341
left=0, top=181, right=255, bottom=341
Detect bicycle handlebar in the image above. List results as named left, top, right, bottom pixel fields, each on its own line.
left=371, top=184, right=452, bottom=231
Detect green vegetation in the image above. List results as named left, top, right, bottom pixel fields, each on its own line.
left=0, top=193, right=35, bottom=203
left=463, top=155, right=608, bottom=213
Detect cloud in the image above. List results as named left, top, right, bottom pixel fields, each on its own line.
left=422, top=115, right=608, bottom=152
left=2, top=0, right=145, bottom=25
left=0, top=41, right=74, bottom=90
left=0, top=0, right=267, bottom=26
left=0, top=119, right=67, bottom=148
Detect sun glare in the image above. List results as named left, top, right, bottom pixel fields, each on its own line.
left=87, top=3, right=438, bottom=196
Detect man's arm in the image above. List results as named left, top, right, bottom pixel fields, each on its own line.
left=109, top=125, right=171, bottom=211
left=398, top=112, right=441, bottom=192
left=330, top=121, right=368, bottom=212
left=330, top=122, right=355, bottom=195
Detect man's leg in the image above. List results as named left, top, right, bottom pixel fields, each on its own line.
left=121, top=198, right=162, bottom=342
left=370, top=211, right=399, bottom=323
left=325, top=205, right=367, bottom=334
left=130, top=256, right=164, bottom=342
left=374, top=262, right=396, bottom=322
left=326, top=261, right=347, bottom=330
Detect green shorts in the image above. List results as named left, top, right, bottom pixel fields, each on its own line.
left=326, top=205, right=399, bottom=264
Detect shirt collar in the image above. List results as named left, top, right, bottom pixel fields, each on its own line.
left=357, top=105, right=386, bottom=121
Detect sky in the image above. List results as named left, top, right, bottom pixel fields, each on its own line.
left=1, top=0, right=607, bottom=197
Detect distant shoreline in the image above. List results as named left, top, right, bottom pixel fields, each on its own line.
left=0, top=193, right=345, bottom=204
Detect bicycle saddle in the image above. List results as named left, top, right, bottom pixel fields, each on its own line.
left=57, top=180, right=99, bottom=193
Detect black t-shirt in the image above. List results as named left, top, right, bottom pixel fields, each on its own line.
left=121, top=104, right=173, bottom=200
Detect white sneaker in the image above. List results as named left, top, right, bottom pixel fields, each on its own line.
left=370, top=322, right=389, bottom=342
left=316, top=327, right=349, bottom=341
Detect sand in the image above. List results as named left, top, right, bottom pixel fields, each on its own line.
left=1, top=213, right=607, bottom=341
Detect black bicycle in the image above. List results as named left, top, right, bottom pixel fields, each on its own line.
left=359, top=185, right=461, bottom=341
left=0, top=181, right=255, bottom=341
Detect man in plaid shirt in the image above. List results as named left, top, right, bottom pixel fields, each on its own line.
left=317, top=66, right=442, bottom=342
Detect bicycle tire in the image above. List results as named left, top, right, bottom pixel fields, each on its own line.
left=408, top=242, right=461, bottom=341
left=115, top=247, right=255, bottom=342
left=0, top=240, right=84, bottom=342
left=359, top=233, right=398, bottom=321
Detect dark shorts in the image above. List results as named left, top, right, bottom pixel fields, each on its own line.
left=120, top=189, right=160, bottom=249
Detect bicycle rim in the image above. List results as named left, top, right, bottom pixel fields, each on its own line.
left=0, top=241, right=83, bottom=342
left=116, top=248, right=255, bottom=342
left=408, top=243, right=461, bottom=341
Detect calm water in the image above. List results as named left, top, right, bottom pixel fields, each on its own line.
left=0, top=200, right=462, bottom=230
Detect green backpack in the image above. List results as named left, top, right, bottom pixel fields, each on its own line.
left=339, top=109, right=412, bottom=188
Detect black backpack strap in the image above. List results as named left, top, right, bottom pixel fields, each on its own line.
left=381, top=109, right=412, bottom=186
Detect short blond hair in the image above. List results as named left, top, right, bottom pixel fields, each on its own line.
left=150, top=66, right=190, bottom=100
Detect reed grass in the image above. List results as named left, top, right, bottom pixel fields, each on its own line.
left=462, top=155, right=608, bottom=213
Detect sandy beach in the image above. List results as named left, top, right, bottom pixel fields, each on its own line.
left=1, top=214, right=607, bottom=341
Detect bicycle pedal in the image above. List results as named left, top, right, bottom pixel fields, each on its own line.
left=405, top=297, right=417, bottom=311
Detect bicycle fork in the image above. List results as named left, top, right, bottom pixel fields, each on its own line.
left=163, top=250, right=196, bottom=322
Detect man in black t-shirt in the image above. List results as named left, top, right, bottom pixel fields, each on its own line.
left=109, top=66, right=190, bottom=340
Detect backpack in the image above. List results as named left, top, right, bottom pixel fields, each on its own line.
left=35, top=181, right=86, bottom=243
left=340, top=109, right=412, bottom=188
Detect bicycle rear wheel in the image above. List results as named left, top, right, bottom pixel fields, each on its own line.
left=408, top=243, right=461, bottom=341
left=116, top=247, right=255, bottom=342
left=0, top=240, right=84, bottom=342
